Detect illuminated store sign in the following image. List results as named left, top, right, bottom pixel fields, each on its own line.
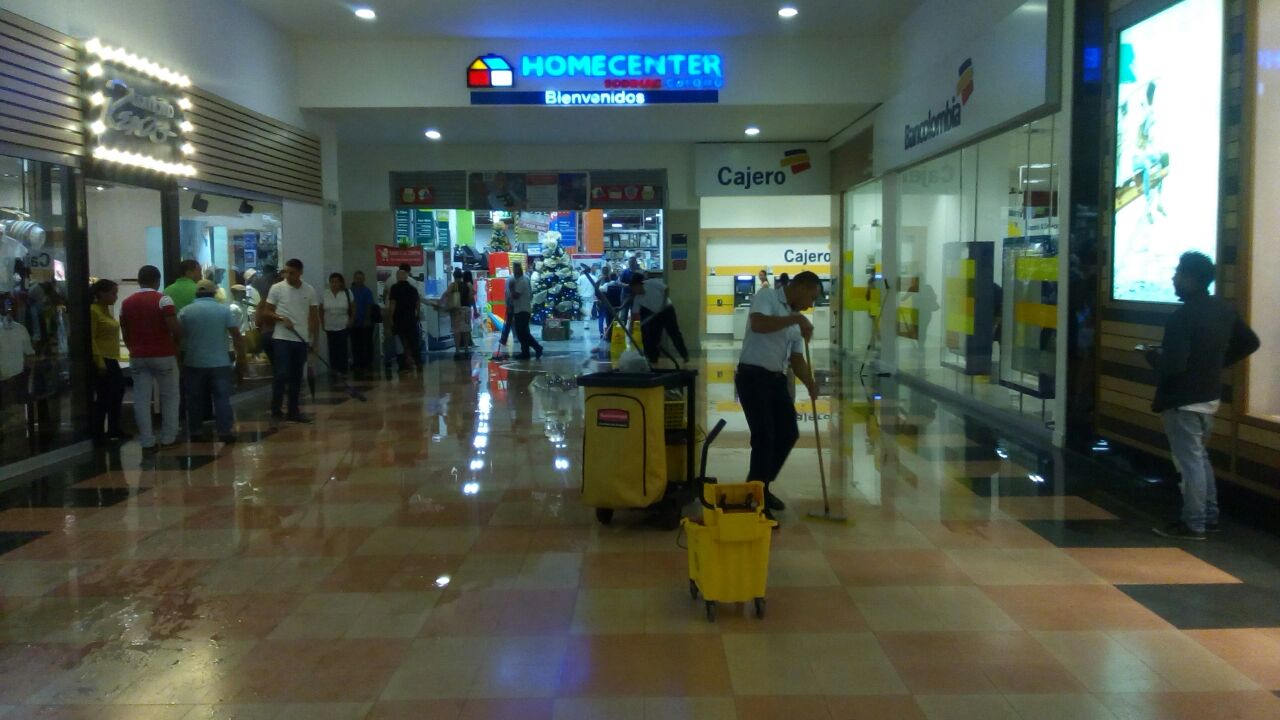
left=520, top=53, right=723, bottom=89
left=903, top=59, right=974, bottom=151
left=82, top=38, right=196, bottom=176
left=467, top=52, right=721, bottom=106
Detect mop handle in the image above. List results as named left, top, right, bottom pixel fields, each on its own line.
left=804, top=337, right=830, bottom=514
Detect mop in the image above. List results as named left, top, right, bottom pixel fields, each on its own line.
left=802, top=337, right=850, bottom=525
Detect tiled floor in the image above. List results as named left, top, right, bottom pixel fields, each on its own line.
left=1, top=334, right=1279, bottom=719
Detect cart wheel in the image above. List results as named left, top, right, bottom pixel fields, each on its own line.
left=595, top=508, right=614, bottom=525
left=754, top=597, right=766, bottom=619
left=689, top=580, right=698, bottom=600
left=705, top=601, right=716, bottom=622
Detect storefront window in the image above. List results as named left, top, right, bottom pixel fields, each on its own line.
left=179, top=189, right=282, bottom=299
left=1, top=154, right=86, bottom=463
left=1248, top=0, right=1280, bottom=423
left=86, top=182, right=164, bottom=368
left=894, top=115, right=1064, bottom=427
left=841, top=181, right=884, bottom=356
left=178, top=189, right=282, bottom=379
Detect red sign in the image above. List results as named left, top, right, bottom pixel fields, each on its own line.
left=375, top=244, right=425, bottom=267
left=397, top=186, right=435, bottom=206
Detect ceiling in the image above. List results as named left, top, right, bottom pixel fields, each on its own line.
left=317, top=103, right=874, bottom=145
left=239, top=0, right=922, bottom=40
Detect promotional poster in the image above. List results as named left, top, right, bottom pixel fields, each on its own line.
left=1111, top=0, right=1223, bottom=303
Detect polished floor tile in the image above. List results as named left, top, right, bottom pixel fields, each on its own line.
left=0, top=344, right=1277, bottom=717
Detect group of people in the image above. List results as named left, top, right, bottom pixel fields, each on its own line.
left=89, top=261, right=248, bottom=449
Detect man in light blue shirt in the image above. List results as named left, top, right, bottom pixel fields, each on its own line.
left=179, top=280, right=246, bottom=443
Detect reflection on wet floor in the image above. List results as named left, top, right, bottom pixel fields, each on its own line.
left=1, top=336, right=1279, bottom=719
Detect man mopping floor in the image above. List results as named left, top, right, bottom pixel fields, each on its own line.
left=734, top=270, right=821, bottom=523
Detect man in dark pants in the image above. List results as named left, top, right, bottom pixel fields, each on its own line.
left=349, top=270, right=376, bottom=376
left=1146, top=252, right=1258, bottom=540
left=627, top=273, right=690, bottom=364
left=735, top=270, right=821, bottom=522
left=261, top=258, right=320, bottom=423
left=386, top=264, right=424, bottom=372
left=508, top=262, right=542, bottom=360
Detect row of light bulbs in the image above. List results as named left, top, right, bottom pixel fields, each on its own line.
left=84, top=37, right=190, bottom=87
left=92, top=146, right=196, bottom=176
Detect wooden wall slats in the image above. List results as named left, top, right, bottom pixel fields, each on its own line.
left=0, top=9, right=81, bottom=158
left=0, top=8, right=322, bottom=204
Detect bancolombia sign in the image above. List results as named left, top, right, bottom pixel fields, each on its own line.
left=695, top=143, right=829, bottom=197
left=903, top=59, right=973, bottom=151
left=873, top=0, right=1054, bottom=175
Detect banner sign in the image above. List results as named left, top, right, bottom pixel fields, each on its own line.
left=694, top=143, right=830, bottom=197
left=375, top=244, right=425, bottom=267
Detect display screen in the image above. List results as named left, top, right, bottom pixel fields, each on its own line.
left=1111, top=0, right=1222, bottom=303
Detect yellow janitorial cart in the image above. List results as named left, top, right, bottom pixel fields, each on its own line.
left=578, top=369, right=698, bottom=529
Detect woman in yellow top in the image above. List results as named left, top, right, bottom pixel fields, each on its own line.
left=89, top=278, right=128, bottom=443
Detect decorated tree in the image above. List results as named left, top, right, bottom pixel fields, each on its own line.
left=487, top=219, right=511, bottom=252
left=531, top=232, right=580, bottom=324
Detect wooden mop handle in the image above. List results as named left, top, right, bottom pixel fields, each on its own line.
left=804, top=337, right=830, bottom=513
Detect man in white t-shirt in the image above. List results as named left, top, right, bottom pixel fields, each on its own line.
left=735, top=270, right=821, bottom=520
left=261, top=258, right=319, bottom=423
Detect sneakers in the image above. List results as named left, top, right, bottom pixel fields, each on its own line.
left=286, top=414, right=313, bottom=425
left=764, top=490, right=787, bottom=511
left=1153, top=521, right=1207, bottom=541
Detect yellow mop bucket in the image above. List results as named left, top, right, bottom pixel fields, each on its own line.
left=683, top=477, right=777, bottom=621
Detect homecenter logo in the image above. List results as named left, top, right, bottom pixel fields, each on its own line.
left=904, top=58, right=974, bottom=151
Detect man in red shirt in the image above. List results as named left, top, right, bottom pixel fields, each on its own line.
left=120, top=265, right=181, bottom=450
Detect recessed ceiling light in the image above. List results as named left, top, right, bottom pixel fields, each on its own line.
left=778, top=6, right=798, bottom=18
left=424, top=129, right=442, bottom=140
left=354, top=7, right=376, bottom=20
left=745, top=126, right=761, bottom=136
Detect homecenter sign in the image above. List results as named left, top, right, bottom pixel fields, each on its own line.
left=520, top=53, right=724, bottom=89
left=468, top=52, right=722, bottom=106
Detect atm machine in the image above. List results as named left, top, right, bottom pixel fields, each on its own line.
left=732, top=274, right=756, bottom=340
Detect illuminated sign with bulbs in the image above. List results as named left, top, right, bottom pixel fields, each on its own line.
left=82, top=38, right=196, bottom=176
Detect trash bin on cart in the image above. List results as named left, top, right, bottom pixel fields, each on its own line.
left=578, top=369, right=698, bottom=528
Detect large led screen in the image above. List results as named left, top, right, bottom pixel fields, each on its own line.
left=1112, top=0, right=1222, bottom=303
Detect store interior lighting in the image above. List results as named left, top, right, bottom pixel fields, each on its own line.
left=745, top=126, right=761, bottom=136
left=778, top=6, right=799, bottom=18
left=353, top=7, right=376, bottom=20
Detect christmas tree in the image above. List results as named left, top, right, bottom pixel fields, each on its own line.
left=487, top=219, right=511, bottom=252
left=531, top=232, right=580, bottom=324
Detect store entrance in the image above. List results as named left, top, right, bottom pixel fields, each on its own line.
left=385, top=206, right=664, bottom=354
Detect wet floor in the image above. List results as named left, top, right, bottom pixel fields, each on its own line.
left=1, top=329, right=1279, bottom=719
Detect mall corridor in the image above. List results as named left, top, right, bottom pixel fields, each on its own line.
left=1, top=345, right=1279, bottom=719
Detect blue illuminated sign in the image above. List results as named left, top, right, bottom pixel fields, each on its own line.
left=520, top=53, right=724, bottom=89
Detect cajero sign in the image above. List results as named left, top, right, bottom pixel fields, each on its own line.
left=695, top=142, right=830, bottom=197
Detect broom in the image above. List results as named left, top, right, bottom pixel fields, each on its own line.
left=802, top=337, right=849, bottom=524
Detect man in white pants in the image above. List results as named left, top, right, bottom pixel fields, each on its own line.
left=119, top=264, right=181, bottom=451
